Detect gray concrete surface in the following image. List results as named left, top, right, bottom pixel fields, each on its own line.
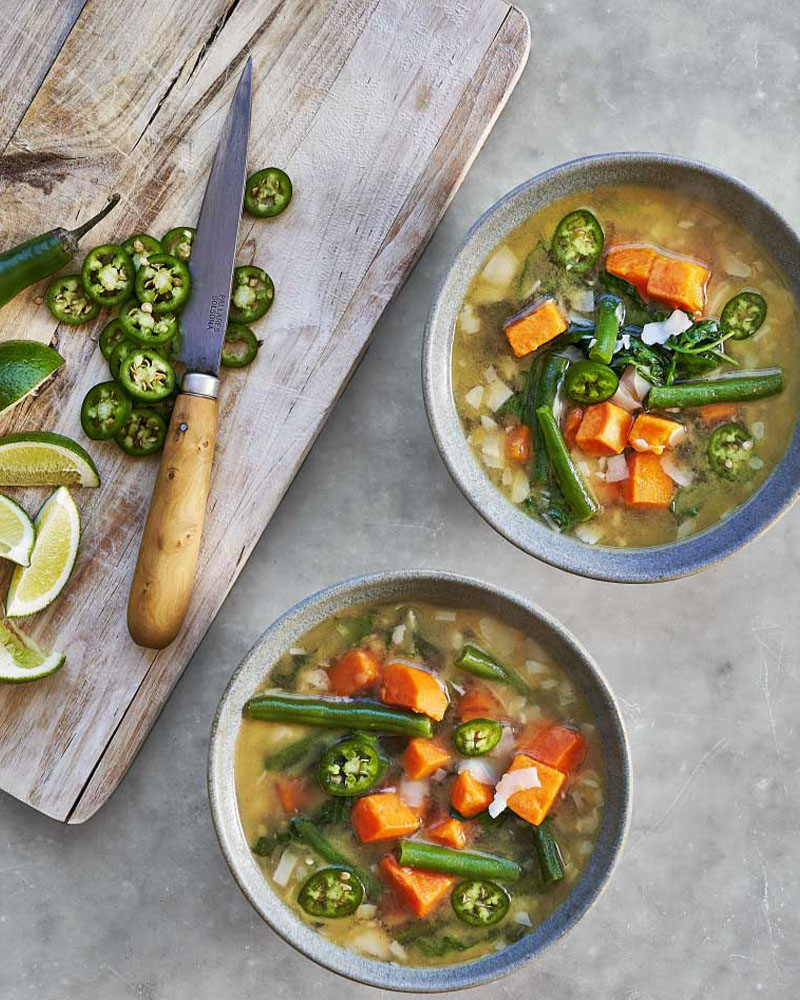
left=3, top=1, right=800, bottom=997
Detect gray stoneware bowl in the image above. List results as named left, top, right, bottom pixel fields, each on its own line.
left=208, top=570, right=631, bottom=992
left=423, top=152, right=800, bottom=582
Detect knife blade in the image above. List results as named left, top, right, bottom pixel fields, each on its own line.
left=178, top=57, right=252, bottom=375
left=127, top=58, right=253, bottom=649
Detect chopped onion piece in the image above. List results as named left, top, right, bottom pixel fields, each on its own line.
left=514, top=911, right=532, bottom=927
left=272, top=850, right=298, bottom=887
left=356, top=904, right=377, bottom=920
left=464, top=385, right=484, bottom=410
left=660, top=452, right=694, bottom=486
left=305, top=668, right=329, bottom=691
left=390, top=940, right=408, bottom=961
left=488, top=766, right=541, bottom=818
left=484, top=365, right=499, bottom=383
left=508, top=466, right=530, bottom=504
left=641, top=309, right=692, bottom=346
left=458, top=304, right=481, bottom=335
left=632, top=371, right=652, bottom=401
left=574, top=522, right=604, bottom=545
left=488, top=725, right=516, bottom=760
left=431, top=768, right=449, bottom=783
left=391, top=624, right=406, bottom=646
left=751, top=421, right=764, bottom=440
left=723, top=254, right=751, bottom=278
left=351, top=928, right=391, bottom=960
left=482, top=245, right=518, bottom=286
left=289, top=647, right=306, bottom=656
left=570, top=288, right=594, bottom=313
left=481, top=415, right=498, bottom=431
left=458, top=758, right=501, bottom=785
left=398, top=778, right=429, bottom=808
left=605, top=454, right=629, bottom=482
left=485, top=378, right=514, bottom=412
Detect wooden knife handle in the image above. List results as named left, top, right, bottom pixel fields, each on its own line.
left=127, top=392, right=218, bottom=648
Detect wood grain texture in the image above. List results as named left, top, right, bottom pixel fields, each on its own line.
left=128, top=393, right=219, bottom=649
left=0, top=0, right=529, bottom=822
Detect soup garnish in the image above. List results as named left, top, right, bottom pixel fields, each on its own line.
left=452, top=185, right=800, bottom=546
left=235, top=602, right=603, bottom=966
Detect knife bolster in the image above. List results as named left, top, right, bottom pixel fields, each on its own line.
left=182, top=372, right=220, bottom=399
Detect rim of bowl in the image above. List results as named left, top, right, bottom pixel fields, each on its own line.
left=208, top=569, right=632, bottom=992
left=422, top=151, right=800, bottom=582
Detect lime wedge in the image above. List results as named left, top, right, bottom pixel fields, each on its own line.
left=7, top=487, right=81, bottom=618
left=0, top=432, right=99, bottom=487
left=0, top=493, right=34, bottom=566
left=0, top=340, right=64, bottom=418
left=0, top=619, right=64, bottom=683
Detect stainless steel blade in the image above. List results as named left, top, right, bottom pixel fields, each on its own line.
left=178, top=58, right=252, bottom=375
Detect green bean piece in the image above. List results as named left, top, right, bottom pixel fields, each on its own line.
left=528, top=354, right=569, bottom=484
left=536, top=406, right=599, bottom=522
left=532, top=820, right=564, bottom=884
left=290, top=817, right=381, bottom=896
left=454, top=643, right=533, bottom=696
left=396, top=841, right=521, bottom=882
left=243, top=693, right=433, bottom=738
left=264, top=735, right=328, bottom=774
left=589, top=295, right=625, bottom=364
left=647, top=369, right=783, bottom=409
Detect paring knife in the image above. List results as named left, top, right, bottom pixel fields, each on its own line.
left=127, top=58, right=253, bottom=648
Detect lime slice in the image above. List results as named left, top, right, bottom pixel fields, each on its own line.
left=0, top=493, right=34, bottom=566
left=0, top=619, right=64, bottom=683
left=7, top=487, right=81, bottom=618
left=0, top=340, right=64, bottom=418
left=0, top=432, right=99, bottom=487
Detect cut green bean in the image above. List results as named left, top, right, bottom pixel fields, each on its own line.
left=648, top=369, right=783, bottom=409
left=530, top=354, right=569, bottom=484
left=589, top=295, right=625, bottom=364
left=454, top=643, right=533, bottom=696
left=290, top=817, right=382, bottom=896
left=532, top=820, right=564, bottom=884
left=396, top=841, right=521, bottom=882
left=536, top=406, right=599, bottom=522
left=264, top=735, right=329, bottom=774
left=244, top=693, right=433, bottom=738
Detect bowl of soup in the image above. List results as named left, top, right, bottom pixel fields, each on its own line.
left=423, top=153, right=800, bottom=581
left=209, top=571, right=630, bottom=991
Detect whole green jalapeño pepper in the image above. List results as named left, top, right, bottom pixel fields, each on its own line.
left=0, top=194, right=120, bottom=310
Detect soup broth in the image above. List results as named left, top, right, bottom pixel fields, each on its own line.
left=452, top=185, right=800, bottom=547
left=236, top=601, right=603, bottom=967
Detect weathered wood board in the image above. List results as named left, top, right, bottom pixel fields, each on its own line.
left=0, top=0, right=529, bottom=822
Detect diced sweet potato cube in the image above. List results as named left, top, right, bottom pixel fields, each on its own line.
left=403, top=738, right=451, bottom=780
left=505, top=424, right=532, bottom=463
left=458, top=684, right=504, bottom=722
left=563, top=406, right=584, bottom=450
left=327, top=648, right=382, bottom=696
left=505, top=753, right=565, bottom=826
left=605, top=244, right=657, bottom=293
left=380, top=855, right=456, bottom=917
left=517, top=721, right=586, bottom=774
left=427, top=817, right=468, bottom=849
left=381, top=661, right=448, bottom=721
left=575, top=401, right=633, bottom=456
left=503, top=299, right=567, bottom=358
left=699, top=402, right=738, bottom=425
left=275, top=777, right=307, bottom=814
left=627, top=413, right=683, bottom=455
left=646, top=255, right=709, bottom=315
left=450, top=771, right=494, bottom=818
left=622, top=452, right=674, bottom=508
left=352, top=792, right=420, bottom=843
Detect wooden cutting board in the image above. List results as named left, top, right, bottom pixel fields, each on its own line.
left=0, top=0, right=529, bottom=822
